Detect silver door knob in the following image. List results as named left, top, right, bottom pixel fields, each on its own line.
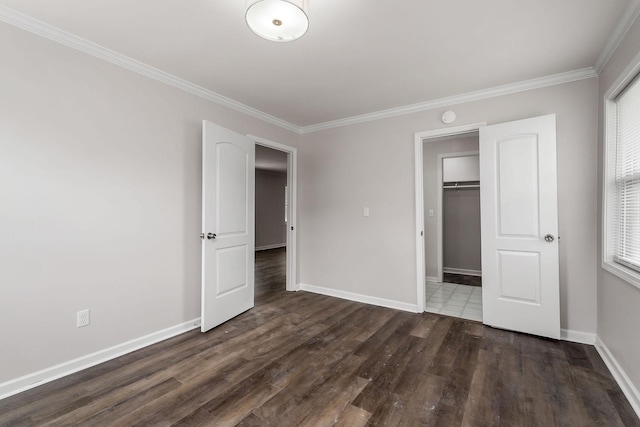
left=544, top=234, right=554, bottom=242
left=206, top=233, right=216, bottom=240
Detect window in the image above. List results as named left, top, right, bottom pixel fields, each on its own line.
left=604, top=71, right=640, bottom=288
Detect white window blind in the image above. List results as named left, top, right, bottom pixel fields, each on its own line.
left=613, top=75, right=640, bottom=273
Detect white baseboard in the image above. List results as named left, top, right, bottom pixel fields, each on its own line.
left=255, top=243, right=286, bottom=251
left=595, top=337, right=640, bottom=419
left=443, top=267, right=482, bottom=277
left=299, top=283, right=419, bottom=313
left=560, top=329, right=596, bottom=345
left=425, top=276, right=440, bottom=283
left=0, top=318, right=201, bottom=401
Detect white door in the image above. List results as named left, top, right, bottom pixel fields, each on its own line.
left=201, top=121, right=255, bottom=333
left=480, top=114, right=560, bottom=339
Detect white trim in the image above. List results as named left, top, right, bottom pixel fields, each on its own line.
left=601, top=49, right=640, bottom=292
left=300, top=68, right=596, bottom=133
left=300, top=284, right=597, bottom=346
left=425, top=276, right=440, bottom=283
left=415, top=139, right=426, bottom=312
left=0, top=318, right=201, bottom=401
left=594, top=0, right=640, bottom=74
left=299, top=283, right=419, bottom=313
left=436, top=153, right=444, bottom=284
left=416, top=123, right=487, bottom=140
left=602, top=262, right=640, bottom=291
left=250, top=136, right=298, bottom=153
left=0, top=4, right=601, bottom=135
left=602, top=39, right=640, bottom=101
left=255, top=243, right=286, bottom=251
left=443, top=267, right=482, bottom=277
left=0, top=5, right=299, bottom=134
left=249, top=135, right=298, bottom=292
left=415, top=123, right=485, bottom=314
left=560, top=329, right=596, bottom=345
left=595, top=337, right=640, bottom=419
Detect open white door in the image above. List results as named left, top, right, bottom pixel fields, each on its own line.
left=480, top=114, right=560, bottom=339
left=201, top=121, right=255, bottom=333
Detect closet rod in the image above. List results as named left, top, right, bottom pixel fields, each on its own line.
left=443, top=183, right=480, bottom=189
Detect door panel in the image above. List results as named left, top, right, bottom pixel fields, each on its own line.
left=217, top=143, right=249, bottom=235
left=202, top=121, right=255, bottom=333
left=496, top=135, right=539, bottom=237
left=216, top=246, right=248, bottom=296
left=480, top=114, right=560, bottom=339
left=497, top=250, right=540, bottom=302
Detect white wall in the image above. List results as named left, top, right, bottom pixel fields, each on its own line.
left=0, top=22, right=299, bottom=385
left=299, top=77, right=599, bottom=334
left=442, top=156, right=480, bottom=183
left=0, top=9, right=608, bottom=394
left=441, top=154, right=481, bottom=273
left=255, top=169, right=287, bottom=249
left=422, top=137, right=479, bottom=278
left=443, top=188, right=481, bottom=273
left=597, top=14, right=640, bottom=400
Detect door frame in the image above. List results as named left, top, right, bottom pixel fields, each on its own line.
left=414, top=122, right=486, bottom=312
left=248, top=134, right=298, bottom=292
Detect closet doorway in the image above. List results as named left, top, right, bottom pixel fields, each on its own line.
left=415, top=116, right=560, bottom=338
left=428, top=149, right=482, bottom=321
left=422, top=134, right=482, bottom=321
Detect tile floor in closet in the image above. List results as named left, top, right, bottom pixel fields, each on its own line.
left=425, top=281, right=482, bottom=322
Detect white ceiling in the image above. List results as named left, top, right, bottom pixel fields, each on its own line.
left=0, top=0, right=634, bottom=129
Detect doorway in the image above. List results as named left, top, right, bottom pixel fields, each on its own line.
left=255, top=144, right=289, bottom=300
left=250, top=135, right=298, bottom=294
left=414, top=122, right=486, bottom=315
left=421, top=134, right=482, bottom=321
left=200, top=123, right=298, bottom=332
left=414, top=116, right=560, bottom=339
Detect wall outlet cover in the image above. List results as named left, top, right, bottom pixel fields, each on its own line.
left=77, top=309, right=90, bottom=328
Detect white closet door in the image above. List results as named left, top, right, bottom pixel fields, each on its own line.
left=480, top=114, right=560, bottom=339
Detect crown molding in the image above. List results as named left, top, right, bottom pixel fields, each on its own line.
left=0, top=5, right=605, bottom=135
left=594, top=0, right=640, bottom=74
left=0, top=5, right=300, bottom=134
left=299, top=67, right=598, bottom=133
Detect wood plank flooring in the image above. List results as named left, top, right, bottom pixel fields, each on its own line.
left=1, top=248, right=638, bottom=426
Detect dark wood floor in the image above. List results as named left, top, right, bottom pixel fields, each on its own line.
left=443, top=273, right=482, bottom=287
left=1, top=248, right=638, bottom=426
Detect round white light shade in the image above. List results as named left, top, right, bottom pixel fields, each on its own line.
left=246, top=0, right=309, bottom=42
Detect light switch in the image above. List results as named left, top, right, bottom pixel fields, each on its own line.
left=363, top=207, right=370, bottom=217
left=428, top=209, right=434, bottom=217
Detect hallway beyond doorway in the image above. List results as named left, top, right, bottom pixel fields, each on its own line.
left=255, top=248, right=286, bottom=303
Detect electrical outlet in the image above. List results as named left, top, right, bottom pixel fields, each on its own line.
left=77, top=309, right=90, bottom=328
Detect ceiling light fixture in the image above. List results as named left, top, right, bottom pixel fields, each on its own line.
left=245, top=0, right=309, bottom=42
